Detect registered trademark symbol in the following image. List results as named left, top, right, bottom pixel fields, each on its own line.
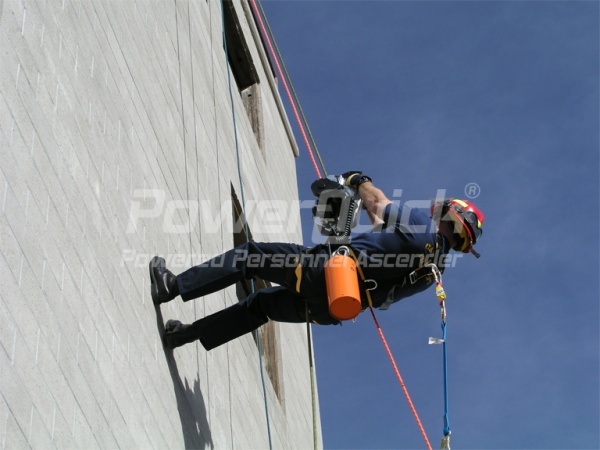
left=464, top=182, right=481, bottom=199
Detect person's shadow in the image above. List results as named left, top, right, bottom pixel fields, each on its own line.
left=155, top=306, right=214, bottom=449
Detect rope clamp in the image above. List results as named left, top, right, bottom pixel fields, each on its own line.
left=440, top=303, right=447, bottom=323
left=335, top=246, right=350, bottom=257
left=426, top=263, right=442, bottom=283
left=363, top=279, right=378, bottom=291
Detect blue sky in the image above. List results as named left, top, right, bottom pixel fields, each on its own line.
left=260, top=1, right=599, bottom=449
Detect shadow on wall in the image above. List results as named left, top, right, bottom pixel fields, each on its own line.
left=155, top=306, right=214, bottom=449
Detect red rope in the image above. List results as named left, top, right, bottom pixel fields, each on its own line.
left=368, top=307, right=433, bottom=450
left=248, top=0, right=323, bottom=179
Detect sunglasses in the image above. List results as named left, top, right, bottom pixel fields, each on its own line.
left=462, top=211, right=483, bottom=243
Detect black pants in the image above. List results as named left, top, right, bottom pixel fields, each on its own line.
left=176, top=242, right=338, bottom=350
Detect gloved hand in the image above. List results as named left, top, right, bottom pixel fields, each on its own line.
left=342, top=171, right=372, bottom=188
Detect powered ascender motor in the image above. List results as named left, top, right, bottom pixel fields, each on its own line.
left=310, top=174, right=363, bottom=239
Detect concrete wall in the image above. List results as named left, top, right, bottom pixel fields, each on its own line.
left=0, top=0, right=321, bottom=448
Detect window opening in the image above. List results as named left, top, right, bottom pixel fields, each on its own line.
left=223, top=0, right=265, bottom=151
left=231, top=186, right=284, bottom=404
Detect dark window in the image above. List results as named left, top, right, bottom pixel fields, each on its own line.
left=223, top=1, right=265, bottom=151
left=231, top=186, right=283, bottom=404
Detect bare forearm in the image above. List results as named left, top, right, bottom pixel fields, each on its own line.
left=358, top=182, right=392, bottom=224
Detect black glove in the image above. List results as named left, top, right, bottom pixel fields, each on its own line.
left=342, top=171, right=372, bottom=188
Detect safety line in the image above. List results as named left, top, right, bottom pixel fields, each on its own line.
left=220, top=1, right=273, bottom=448
left=305, top=308, right=319, bottom=450
left=248, top=0, right=322, bottom=179
left=435, top=274, right=452, bottom=447
left=441, top=321, right=450, bottom=437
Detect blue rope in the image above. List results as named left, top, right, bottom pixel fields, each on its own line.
left=220, top=1, right=272, bottom=448
left=441, top=321, right=450, bottom=437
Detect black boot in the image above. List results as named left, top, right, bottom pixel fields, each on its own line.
left=149, top=257, right=179, bottom=305
left=163, top=320, right=202, bottom=348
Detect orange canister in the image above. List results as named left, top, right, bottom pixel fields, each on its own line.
left=324, top=247, right=362, bottom=321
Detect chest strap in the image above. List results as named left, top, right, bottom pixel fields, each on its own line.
left=409, top=265, right=436, bottom=285
left=349, top=249, right=444, bottom=309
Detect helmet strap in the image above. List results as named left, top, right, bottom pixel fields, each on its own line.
left=451, top=233, right=466, bottom=252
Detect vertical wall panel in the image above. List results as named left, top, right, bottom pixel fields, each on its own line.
left=0, top=0, right=320, bottom=448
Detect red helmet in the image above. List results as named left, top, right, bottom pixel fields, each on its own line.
left=431, top=199, right=485, bottom=255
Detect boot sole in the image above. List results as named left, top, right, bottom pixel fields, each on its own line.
left=149, top=256, right=164, bottom=305
left=163, top=320, right=185, bottom=348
